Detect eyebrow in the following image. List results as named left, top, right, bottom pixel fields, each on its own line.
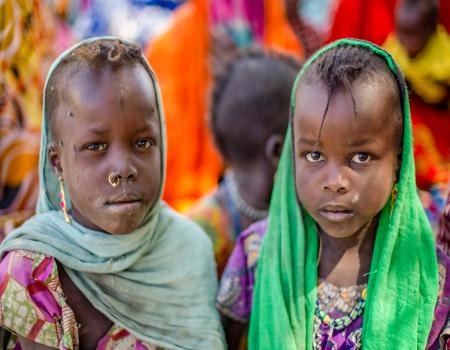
left=134, top=123, right=159, bottom=134
left=347, top=137, right=379, bottom=147
left=85, top=127, right=108, bottom=136
left=134, top=120, right=159, bottom=134
left=297, top=137, right=322, bottom=147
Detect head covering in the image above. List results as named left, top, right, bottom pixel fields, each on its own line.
left=0, top=37, right=225, bottom=350
left=249, top=39, right=438, bottom=349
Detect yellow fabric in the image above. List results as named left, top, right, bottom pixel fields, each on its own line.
left=383, top=24, right=450, bottom=106
left=0, top=0, right=57, bottom=130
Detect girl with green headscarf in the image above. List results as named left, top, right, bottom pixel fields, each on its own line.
left=217, top=39, right=450, bottom=349
left=0, top=38, right=225, bottom=350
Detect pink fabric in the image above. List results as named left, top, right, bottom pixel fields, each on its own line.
left=0, top=250, right=160, bottom=349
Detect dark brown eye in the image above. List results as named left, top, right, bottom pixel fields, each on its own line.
left=305, top=151, right=324, bottom=162
left=86, top=142, right=107, bottom=151
left=135, top=139, right=154, bottom=149
left=351, top=152, right=371, bottom=164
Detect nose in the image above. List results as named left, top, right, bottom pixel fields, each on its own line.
left=322, top=164, right=349, bottom=193
left=108, top=151, right=138, bottom=186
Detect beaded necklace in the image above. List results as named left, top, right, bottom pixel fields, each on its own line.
left=224, top=171, right=269, bottom=221
left=315, top=279, right=367, bottom=331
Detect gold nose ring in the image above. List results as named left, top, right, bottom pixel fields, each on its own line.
left=108, top=174, right=121, bottom=187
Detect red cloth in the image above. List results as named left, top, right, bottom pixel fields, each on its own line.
left=328, top=0, right=450, bottom=45
left=410, top=97, right=450, bottom=161
left=410, top=96, right=449, bottom=189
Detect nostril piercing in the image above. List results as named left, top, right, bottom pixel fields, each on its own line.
left=108, top=174, right=121, bottom=187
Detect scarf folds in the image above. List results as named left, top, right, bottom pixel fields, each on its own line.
left=249, top=39, right=438, bottom=350
left=1, top=37, right=225, bottom=350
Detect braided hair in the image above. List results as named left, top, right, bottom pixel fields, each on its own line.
left=211, top=49, right=301, bottom=166
left=300, top=44, right=403, bottom=144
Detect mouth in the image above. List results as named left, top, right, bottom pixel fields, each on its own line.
left=104, top=194, right=143, bottom=214
left=319, top=204, right=354, bottom=223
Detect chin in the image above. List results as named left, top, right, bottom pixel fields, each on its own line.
left=316, top=221, right=361, bottom=239
left=320, top=229, right=359, bottom=239
left=105, top=223, right=141, bottom=235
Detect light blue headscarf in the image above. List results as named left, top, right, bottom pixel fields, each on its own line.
left=1, top=37, right=225, bottom=350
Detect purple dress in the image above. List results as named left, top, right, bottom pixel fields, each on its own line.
left=217, top=219, right=450, bottom=349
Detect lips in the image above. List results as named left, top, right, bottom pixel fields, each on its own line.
left=104, top=193, right=143, bottom=214
left=319, top=204, right=355, bottom=223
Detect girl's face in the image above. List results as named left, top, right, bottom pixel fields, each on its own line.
left=49, top=64, right=161, bottom=235
left=293, top=79, right=401, bottom=239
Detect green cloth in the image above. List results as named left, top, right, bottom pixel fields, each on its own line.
left=248, top=39, right=438, bottom=349
left=0, top=37, right=225, bottom=350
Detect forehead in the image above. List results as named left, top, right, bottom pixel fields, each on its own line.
left=69, top=64, right=155, bottom=108
left=55, top=64, right=159, bottom=131
left=396, top=4, right=430, bottom=30
left=293, top=79, right=398, bottom=143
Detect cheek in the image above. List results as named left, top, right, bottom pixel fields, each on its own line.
left=62, top=153, right=106, bottom=205
left=138, top=152, right=162, bottom=198
left=294, top=162, right=317, bottom=206
left=354, top=165, right=396, bottom=214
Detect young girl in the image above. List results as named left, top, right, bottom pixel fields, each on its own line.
left=0, top=38, right=225, bottom=350
left=218, top=39, right=450, bottom=349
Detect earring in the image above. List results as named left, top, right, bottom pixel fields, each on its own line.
left=391, top=183, right=398, bottom=212
left=108, top=174, right=121, bottom=187
left=58, top=177, right=71, bottom=224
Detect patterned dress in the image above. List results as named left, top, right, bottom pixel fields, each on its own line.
left=438, top=193, right=450, bottom=256
left=187, top=188, right=235, bottom=276
left=0, top=250, right=168, bottom=350
left=217, top=219, right=450, bottom=349
left=188, top=177, right=248, bottom=276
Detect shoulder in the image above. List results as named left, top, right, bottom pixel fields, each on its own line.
left=186, top=190, right=230, bottom=233
left=186, top=189, right=234, bottom=250
left=164, top=206, right=213, bottom=248
left=216, top=219, right=268, bottom=322
left=187, top=190, right=221, bottom=218
left=233, top=219, right=268, bottom=267
left=158, top=206, right=217, bottom=273
left=0, top=249, right=78, bottom=349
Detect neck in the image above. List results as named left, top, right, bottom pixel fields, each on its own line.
left=318, top=218, right=378, bottom=287
left=231, top=164, right=272, bottom=210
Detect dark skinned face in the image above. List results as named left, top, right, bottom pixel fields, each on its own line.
left=49, top=64, right=161, bottom=235
left=395, top=4, right=436, bottom=58
left=293, top=79, right=401, bottom=239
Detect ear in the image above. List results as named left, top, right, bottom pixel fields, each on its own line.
left=48, top=142, right=63, bottom=178
left=265, top=134, right=284, bottom=170
left=395, top=147, right=402, bottom=182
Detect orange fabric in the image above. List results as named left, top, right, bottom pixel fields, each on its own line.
left=146, top=0, right=302, bottom=211
left=263, top=0, right=303, bottom=55
left=145, top=1, right=218, bottom=212
left=410, top=97, right=450, bottom=189
left=412, top=119, right=449, bottom=189
left=0, top=132, right=39, bottom=187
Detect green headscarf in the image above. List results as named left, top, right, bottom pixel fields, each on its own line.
left=0, top=37, right=225, bottom=350
left=249, top=39, right=438, bottom=349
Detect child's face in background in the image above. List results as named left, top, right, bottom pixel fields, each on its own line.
left=395, top=2, right=436, bottom=58
left=293, top=80, right=400, bottom=239
left=50, top=65, right=161, bottom=235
